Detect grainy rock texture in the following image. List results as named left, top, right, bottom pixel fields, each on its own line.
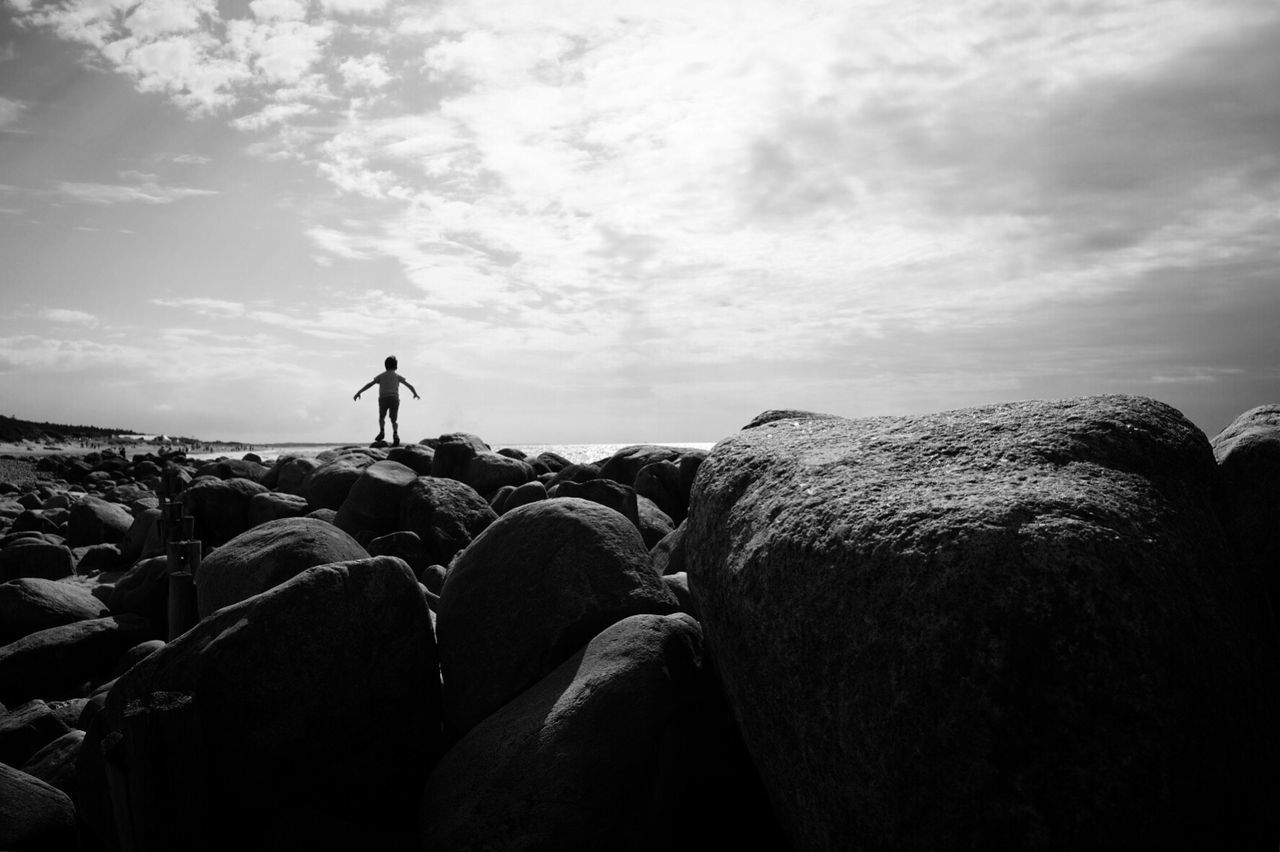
left=688, top=395, right=1280, bottom=850
left=399, top=476, right=497, bottom=567
left=0, top=577, right=108, bottom=644
left=437, top=497, right=678, bottom=736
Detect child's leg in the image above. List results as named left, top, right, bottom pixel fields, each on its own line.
left=377, top=397, right=389, bottom=440
left=389, top=398, right=401, bottom=442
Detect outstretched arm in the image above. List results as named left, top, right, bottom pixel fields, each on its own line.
left=353, top=379, right=376, bottom=400
left=401, top=376, right=421, bottom=399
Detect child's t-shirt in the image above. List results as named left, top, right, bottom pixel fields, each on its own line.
left=374, top=370, right=404, bottom=398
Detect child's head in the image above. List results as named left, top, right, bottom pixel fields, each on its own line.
left=385, top=355, right=398, bottom=371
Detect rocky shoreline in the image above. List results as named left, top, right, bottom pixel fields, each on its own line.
left=1, top=395, right=1278, bottom=850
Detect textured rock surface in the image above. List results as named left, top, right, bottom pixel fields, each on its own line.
left=334, top=459, right=418, bottom=539
left=399, top=476, right=497, bottom=567
left=196, top=517, right=369, bottom=617
left=688, top=395, right=1280, bottom=850
left=0, top=761, right=77, bottom=851
left=437, top=498, right=678, bottom=736
left=0, top=615, right=160, bottom=705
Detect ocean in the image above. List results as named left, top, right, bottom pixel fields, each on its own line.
left=187, top=441, right=718, bottom=465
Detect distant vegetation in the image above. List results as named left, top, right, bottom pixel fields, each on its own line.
left=0, top=414, right=137, bottom=443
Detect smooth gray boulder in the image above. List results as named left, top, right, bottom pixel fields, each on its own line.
left=688, top=394, right=1280, bottom=850
left=1212, top=403, right=1280, bottom=619
left=399, top=476, right=497, bottom=567
left=0, top=762, right=76, bottom=851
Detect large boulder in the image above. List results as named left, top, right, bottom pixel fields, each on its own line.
left=552, top=478, right=640, bottom=529
left=195, top=517, right=369, bottom=618
left=22, top=729, right=84, bottom=799
left=195, top=457, right=267, bottom=483
left=687, top=395, right=1280, bottom=849
left=388, top=444, right=435, bottom=476
left=119, top=506, right=163, bottom=564
left=1212, top=403, right=1280, bottom=618
left=107, top=556, right=170, bottom=623
left=598, top=445, right=686, bottom=488
left=77, top=556, right=439, bottom=851
left=0, top=699, right=71, bottom=768
left=420, top=612, right=778, bottom=850
left=465, top=451, right=535, bottom=498
left=261, top=455, right=319, bottom=496
left=0, top=577, right=108, bottom=644
left=0, top=615, right=160, bottom=705
left=399, top=477, right=497, bottom=567
left=0, top=762, right=77, bottom=851
left=334, top=460, right=418, bottom=539
left=437, top=497, right=678, bottom=736
left=301, top=453, right=375, bottom=511
left=247, top=491, right=308, bottom=526
left=0, top=540, right=73, bottom=583
left=66, top=496, right=134, bottom=548
left=180, top=477, right=269, bottom=547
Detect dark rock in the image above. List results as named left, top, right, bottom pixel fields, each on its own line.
left=544, top=462, right=601, bottom=490
left=599, top=445, right=686, bottom=488
left=120, top=506, right=163, bottom=564
left=437, top=497, right=678, bottom=736
left=77, top=557, right=439, bottom=851
left=247, top=491, right=308, bottom=527
left=488, top=484, right=516, bottom=514
left=107, top=556, right=169, bottom=624
left=635, top=459, right=686, bottom=525
left=0, top=540, right=73, bottom=582
left=367, top=530, right=434, bottom=580
left=650, top=522, right=686, bottom=576
left=435, top=432, right=490, bottom=453
left=196, top=517, right=369, bottom=618
left=111, top=639, right=164, bottom=679
left=195, top=457, right=267, bottom=482
left=21, top=729, right=83, bottom=799
left=636, top=495, right=674, bottom=549
left=399, top=476, right=497, bottom=567
left=73, top=543, right=121, bottom=575
left=688, top=395, right=1280, bottom=849
left=419, top=564, right=446, bottom=597
left=504, top=479, right=547, bottom=514
left=334, top=460, right=417, bottom=538
left=0, top=762, right=76, bottom=851
left=1212, top=404, right=1280, bottom=621
left=0, top=577, right=108, bottom=644
left=8, top=510, right=62, bottom=537
left=466, top=451, right=535, bottom=497
left=388, top=443, right=435, bottom=475
left=553, top=478, right=640, bottom=530
left=662, top=572, right=695, bottom=617
left=262, top=455, right=319, bottom=496
left=431, top=442, right=478, bottom=482
left=0, top=614, right=161, bottom=705
left=301, top=454, right=375, bottom=511
left=420, top=612, right=778, bottom=851
left=531, top=450, right=572, bottom=476
left=180, top=477, right=269, bottom=547
left=0, top=699, right=71, bottom=768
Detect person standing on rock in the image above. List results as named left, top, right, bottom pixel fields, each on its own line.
left=354, top=355, right=420, bottom=446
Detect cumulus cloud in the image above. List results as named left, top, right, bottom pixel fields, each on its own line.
left=0, top=97, right=23, bottom=130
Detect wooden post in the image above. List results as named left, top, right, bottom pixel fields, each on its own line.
left=166, top=541, right=200, bottom=641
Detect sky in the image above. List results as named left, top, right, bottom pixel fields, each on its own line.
left=1, top=0, right=1278, bottom=444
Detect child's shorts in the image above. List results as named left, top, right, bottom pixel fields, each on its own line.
left=379, top=395, right=401, bottom=422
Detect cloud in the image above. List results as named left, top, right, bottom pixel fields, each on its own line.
left=165, top=153, right=212, bottom=164
left=151, top=297, right=247, bottom=317
left=232, top=101, right=316, bottom=131
left=55, top=178, right=217, bottom=204
left=338, top=53, right=391, bottom=89
left=0, top=97, right=23, bottom=129
left=40, top=308, right=99, bottom=326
